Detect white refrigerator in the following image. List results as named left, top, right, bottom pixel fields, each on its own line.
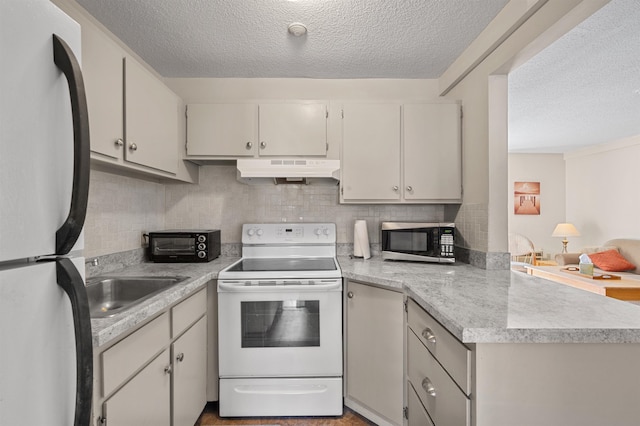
left=0, top=1, right=92, bottom=425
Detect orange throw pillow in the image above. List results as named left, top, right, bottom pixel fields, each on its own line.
left=588, top=249, right=636, bottom=272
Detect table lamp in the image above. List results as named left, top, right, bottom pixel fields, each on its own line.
left=551, top=223, right=580, bottom=253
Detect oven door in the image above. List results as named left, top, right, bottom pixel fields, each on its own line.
left=217, top=279, right=342, bottom=378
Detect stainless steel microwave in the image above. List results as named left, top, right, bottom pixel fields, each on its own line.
left=381, top=222, right=455, bottom=263
left=148, top=230, right=220, bottom=262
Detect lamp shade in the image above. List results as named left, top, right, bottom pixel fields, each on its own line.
left=552, top=223, right=580, bottom=237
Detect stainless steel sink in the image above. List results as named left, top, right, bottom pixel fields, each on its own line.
left=86, top=276, right=189, bottom=318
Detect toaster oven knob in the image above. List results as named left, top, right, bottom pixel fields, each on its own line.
left=198, top=251, right=206, bottom=258
left=198, top=243, right=206, bottom=250
left=197, top=235, right=206, bottom=243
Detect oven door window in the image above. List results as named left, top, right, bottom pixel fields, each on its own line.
left=151, top=237, right=195, bottom=256
left=241, top=300, right=320, bottom=348
left=383, top=228, right=438, bottom=256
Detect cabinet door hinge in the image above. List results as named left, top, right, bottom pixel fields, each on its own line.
left=404, top=299, right=408, bottom=313
left=460, top=105, right=463, bottom=120
left=326, top=142, right=329, bottom=152
left=340, top=186, right=344, bottom=195
left=341, top=109, right=344, bottom=119
left=326, top=108, right=329, bottom=119
left=403, top=406, right=409, bottom=420
left=185, top=105, right=188, bottom=118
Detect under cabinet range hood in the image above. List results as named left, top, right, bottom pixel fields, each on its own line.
left=236, top=158, right=340, bottom=185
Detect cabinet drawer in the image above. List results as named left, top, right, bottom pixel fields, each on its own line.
left=408, top=382, right=435, bottom=426
left=407, top=298, right=471, bottom=393
left=102, top=312, right=170, bottom=397
left=172, top=288, right=206, bottom=337
left=407, top=330, right=470, bottom=426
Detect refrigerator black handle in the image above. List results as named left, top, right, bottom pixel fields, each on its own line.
left=56, top=258, right=93, bottom=426
left=53, top=34, right=90, bottom=255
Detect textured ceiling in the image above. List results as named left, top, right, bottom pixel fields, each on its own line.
left=508, top=0, right=640, bottom=153
left=73, top=0, right=639, bottom=153
left=74, top=0, right=509, bottom=78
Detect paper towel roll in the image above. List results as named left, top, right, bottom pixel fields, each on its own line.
left=353, top=219, right=371, bottom=259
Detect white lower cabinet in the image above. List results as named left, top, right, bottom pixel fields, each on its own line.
left=407, top=330, right=470, bottom=426
left=172, top=317, right=207, bottom=426
left=406, top=298, right=471, bottom=426
left=103, top=349, right=171, bottom=426
left=407, top=382, right=434, bottom=426
left=345, top=280, right=404, bottom=426
left=94, top=288, right=208, bottom=426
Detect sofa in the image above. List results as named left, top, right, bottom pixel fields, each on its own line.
left=555, top=238, right=640, bottom=279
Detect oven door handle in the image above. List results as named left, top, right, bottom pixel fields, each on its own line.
left=218, top=281, right=342, bottom=292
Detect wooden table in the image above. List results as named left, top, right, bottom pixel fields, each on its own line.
left=526, top=265, right=640, bottom=301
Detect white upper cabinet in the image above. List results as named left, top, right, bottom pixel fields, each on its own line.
left=341, top=103, right=402, bottom=202
left=186, top=102, right=328, bottom=158
left=340, top=101, right=461, bottom=204
left=82, top=23, right=123, bottom=160
left=258, top=103, right=327, bottom=156
left=403, top=103, right=462, bottom=202
left=124, top=57, right=179, bottom=174
left=58, top=2, right=192, bottom=181
left=186, top=103, right=257, bottom=157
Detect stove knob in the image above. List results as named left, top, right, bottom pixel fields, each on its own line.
left=247, top=228, right=255, bottom=236
left=323, top=228, right=330, bottom=236
left=314, top=228, right=322, bottom=236
left=197, top=251, right=206, bottom=258
left=256, top=229, right=264, bottom=237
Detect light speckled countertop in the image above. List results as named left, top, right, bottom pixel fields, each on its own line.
left=89, top=257, right=237, bottom=347
left=90, top=255, right=640, bottom=348
left=339, top=256, right=640, bottom=344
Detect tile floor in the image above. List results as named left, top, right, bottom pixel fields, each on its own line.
left=195, top=403, right=376, bottom=425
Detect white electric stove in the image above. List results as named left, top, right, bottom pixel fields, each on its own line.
left=217, top=223, right=343, bottom=417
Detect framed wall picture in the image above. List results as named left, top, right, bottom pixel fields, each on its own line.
left=514, top=182, right=540, bottom=215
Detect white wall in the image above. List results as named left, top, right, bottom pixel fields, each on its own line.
left=565, top=135, right=640, bottom=246
left=439, top=0, right=605, bottom=260
left=508, top=153, right=566, bottom=257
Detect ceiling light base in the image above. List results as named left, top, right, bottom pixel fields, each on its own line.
left=288, top=23, right=307, bottom=37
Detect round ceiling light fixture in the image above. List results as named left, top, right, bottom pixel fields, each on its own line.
left=288, top=22, right=307, bottom=37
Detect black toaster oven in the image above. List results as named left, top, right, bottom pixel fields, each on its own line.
left=148, top=230, right=220, bottom=262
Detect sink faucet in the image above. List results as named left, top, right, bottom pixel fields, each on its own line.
left=85, top=258, right=99, bottom=267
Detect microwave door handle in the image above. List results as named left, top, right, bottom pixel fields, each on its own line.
left=53, top=34, right=90, bottom=255
left=56, top=258, right=93, bottom=426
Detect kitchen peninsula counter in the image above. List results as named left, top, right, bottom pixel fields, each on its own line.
left=90, top=255, right=640, bottom=347
left=338, top=256, right=640, bottom=344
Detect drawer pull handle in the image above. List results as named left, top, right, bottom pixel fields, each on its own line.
left=347, top=291, right=354, bottom=299
left=246, top=141, right=253, bottom=150
left=164, top=365, right=172, bottom=375
left=422, top=327, right=437, bottom=344
left=176, top=353, right=185, bottom=362
left=422, top=377, right=436, bottom=397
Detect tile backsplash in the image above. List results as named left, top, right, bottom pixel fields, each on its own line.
left=85, top=165, right=445, bottom=258
left=165, top=165, right=445, bottom=246
left=85, top=170, right=165, bottom=258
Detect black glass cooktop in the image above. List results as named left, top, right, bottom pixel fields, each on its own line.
left=226, top=258, right=337, bottom=272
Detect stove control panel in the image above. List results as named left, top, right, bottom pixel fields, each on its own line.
left=242, top=223, right=336, bottom=244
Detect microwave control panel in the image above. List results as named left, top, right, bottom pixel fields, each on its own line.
left=440, top=228, right=455, bottom=257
